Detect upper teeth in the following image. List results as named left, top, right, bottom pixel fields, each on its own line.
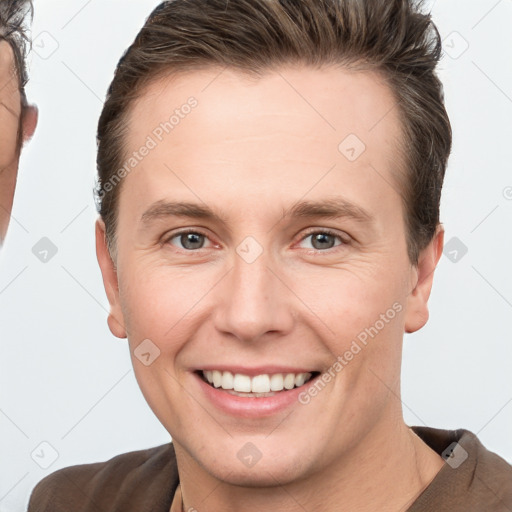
left=202, top=370, right=313, bottom=393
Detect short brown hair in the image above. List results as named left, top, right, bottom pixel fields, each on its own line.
left=96, top=0, right=452, bottom=264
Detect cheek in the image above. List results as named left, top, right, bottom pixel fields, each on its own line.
left=119, top=268, right=194, bottom=426
left=0, top=98, right=21, bottom=170
left=0, top=165, right=17, bottom=233
left=118, top=262, right=215, bottom=345
left=293, top=261, right=406, bottom=332
left=0, top=164, right=17, bottom=200
left=289, top=262, right=407, bottom=389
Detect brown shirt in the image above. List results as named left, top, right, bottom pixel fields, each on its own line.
left=27, top=426, right=512, bottom=512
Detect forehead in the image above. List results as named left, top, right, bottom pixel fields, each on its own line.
left=128, top=64, right=403, bottom=144
left=121, top=65, right=405, bottom=218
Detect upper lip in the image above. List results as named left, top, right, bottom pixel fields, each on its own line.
left=194, top=366, right=319, bottom=376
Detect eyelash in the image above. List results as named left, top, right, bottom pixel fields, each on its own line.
left=163, top=228, right=349, bottom=254
left=299, top=228, right=349, bottom=253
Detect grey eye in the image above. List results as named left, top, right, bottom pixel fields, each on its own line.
left=168, top=231, right=209, bottom=250
left=180, top=232, right=205, bottom=250
left=311, top=233, right=337, bottom=250
left=298, top=231, right=343, bottom=251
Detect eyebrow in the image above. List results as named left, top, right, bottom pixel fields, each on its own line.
left=140, top=197, right=374, bottom=226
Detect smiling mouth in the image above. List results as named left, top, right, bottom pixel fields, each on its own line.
left=196, top=370, right=320, bottom=397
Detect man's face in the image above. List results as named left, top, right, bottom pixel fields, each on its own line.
left=0, top=40, right=36, bottom=246
left=97, top=66, right=442, bottom=485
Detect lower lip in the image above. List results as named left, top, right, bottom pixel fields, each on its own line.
left=194, top=372, right=319, bottom=418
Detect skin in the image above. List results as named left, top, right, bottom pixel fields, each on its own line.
left=0, top=40, right=37, bottom=245
left=97, top=65, right=446, bottom=511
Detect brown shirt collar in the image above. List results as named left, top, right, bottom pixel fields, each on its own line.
left=27, top=426, right=512, bottom=512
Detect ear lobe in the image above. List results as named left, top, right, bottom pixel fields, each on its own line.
left=21, top=105, right=38, bottom=142
left=95, top=219, right=127, bottom=339
left=404, top=224, right=444, bottom=334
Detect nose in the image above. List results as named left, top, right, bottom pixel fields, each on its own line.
left=212, top=249, right=295, bottom=343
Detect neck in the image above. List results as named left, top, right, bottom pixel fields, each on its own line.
left=174, top=420, right=444, bottom=512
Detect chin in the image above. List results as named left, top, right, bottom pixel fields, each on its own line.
left=208, top=460, right=307, bottom=488
left=190, top=441, right=315, bottom=488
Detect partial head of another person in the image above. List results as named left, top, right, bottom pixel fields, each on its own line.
left=0, top=0, right=38, bottom=246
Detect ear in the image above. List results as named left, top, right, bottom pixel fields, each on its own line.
left=404, top=224, right=444, bottom=334
left=95, top=218, right=127, bottom=339
left=21, top=105, right=38, bottom=142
